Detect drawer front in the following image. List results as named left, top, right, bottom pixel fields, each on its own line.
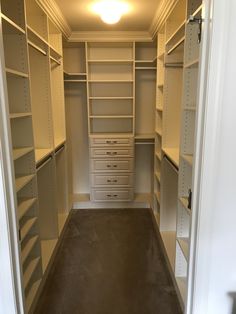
left=90, top=159, right=133, bottom=172
left=91, top=173, right=133, bottom=187
left=90, top=137, right=133, bottom=147
left=91, top=189, right=134, bottom=202
left=90, top=147, right=134, bottom=158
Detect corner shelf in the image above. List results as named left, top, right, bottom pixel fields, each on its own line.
left=162, top=147, right=179, bottom=168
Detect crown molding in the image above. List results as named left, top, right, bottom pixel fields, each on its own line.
left=37, top=0, right=71, bottom=38
left=149, top=0, right=176, bottom=38
left=69, top=31, right=153, bottom=42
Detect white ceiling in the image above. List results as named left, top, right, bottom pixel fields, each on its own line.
left=54, top=0, right=162, bottom=32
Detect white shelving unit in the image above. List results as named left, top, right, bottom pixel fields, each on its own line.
left=0, top=1, right=70, bottom=312
left=155, top=0, right=203, bottom=310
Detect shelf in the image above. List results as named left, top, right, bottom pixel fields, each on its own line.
left=25, top=279, right=41, bottom=313
left=156, top=106, right=163, bottom=112
left=41, top=239, right=58, bottom=273
left=155, top=171, right=161, bottom=182
left=157, top=83, right=164, bottom=88
left=89, top=96, right=133, bottom=100
left=177, top=237, right=189, bottom=260
left=18, top=198, right=37, bottom=220
left=21, top=217, right=37, bottom=242
left=165, top=20, right=186, bottom=46
left=49, top=45, right=62, bottom=59
left=1, top=13, right=25, bottom=35
left=35, top=149, right=53, bottom=164
left=10, top=113, right=32, bottom=119
left=160, top=231, right=176, bottom=271
left=191, top=4, right=203, bottom=19
left=176, top=276, right=187, bottom=303
left=54, top=138, right=66, bottom=150
left=88, top=60, right=133, bottom=63
left=64, top=80, right=87, bottom=83
left=89, top=115, right=133, bottom=119
left=6, top=68, right=28, bottom=78
left=179, top=197, right=191, bottom=215
left=184, top=59, right=199, bottom=68
left=181, top=154, right=193, bottom=166
left=23, top=256, right=40, bottom=289
left=88, top=80, right=133, bottom=83
left=13, top=147, right=34, bottom=161
left=135, top=59, right=156, bottom=63
left=15, top=174, right=35, bottom=193
left=28, top=40, right=47, bottom=56
left=135, top=67, right=156, bottom=70
left=135, top=133, right=155, bottom=140
left=21, top=235, right=39, bottom=265
left=27, top=25, right=48, bottom=46
left=162, top=147, right=179, bottom=168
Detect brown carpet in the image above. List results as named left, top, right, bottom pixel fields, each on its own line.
left=34, top=209, right=182, bottom=314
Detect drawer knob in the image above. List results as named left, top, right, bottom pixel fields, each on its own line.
left=107, top=165, right=111, bottom=168
left=107, top=179, right=111, bottom=182
left=113, top=180, right=117, bottom=183
left=113, top=165, right=117, bottom=168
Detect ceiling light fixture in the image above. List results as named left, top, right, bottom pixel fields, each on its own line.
left=92, top=1, right=129, bottom=25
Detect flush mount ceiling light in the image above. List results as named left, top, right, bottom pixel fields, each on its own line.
left=92, top=1, right=130, bottom=24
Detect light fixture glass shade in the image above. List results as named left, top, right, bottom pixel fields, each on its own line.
left=92, top=1, right=129, bottom=25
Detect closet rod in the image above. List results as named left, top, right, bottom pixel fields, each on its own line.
left=28, top=40, right=47, bottom=56
left=36, top=156, right=52, bottom=172
left=55, top=145, right=65, bottom=156
left=50, top=56, right=61, bottom=66
left=164, top=155, right=179, bottom=174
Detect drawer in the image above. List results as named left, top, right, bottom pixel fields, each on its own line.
left=90, top=147, right=134, bottom=158
left=90, top=173, right=133, bottom=187
left=90, top=159, right=133, bottom=173
left=91, top=189, right=134, bottom=202
left=90, top=137, right=134, bottom=147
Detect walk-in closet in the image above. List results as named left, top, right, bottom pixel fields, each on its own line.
left=0, top=0, right=236, bottom=313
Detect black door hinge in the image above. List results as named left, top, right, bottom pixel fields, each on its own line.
left=188, top=15, right=203, bottom=43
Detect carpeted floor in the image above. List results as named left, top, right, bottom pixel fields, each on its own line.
left=34, top=209, right=182, bottom=314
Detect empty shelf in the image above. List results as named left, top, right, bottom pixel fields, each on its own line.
left=21, top=235, right=39, bottom=265
left=10, top=113, right=32, bottom=119
left=162, top=148, right=179, bottom=168
left=1, top=14, right=26, bottom=35
left=15, top=174, right=35, bottom=193
left=13, top=147, right=34, bottom=161
left=25, top=279, right=41, bottom=313
left=6, top=68, right=28, bottom=78
left=23, top=257, right=41, bottom=289
left=155, top=191, right=160, bottom=204
left=18, top=198, right=37, bottom=220
left=35, top=148, right=53, bottom=164
left=21, top=217, right=37, bottom=242
left=184, top=59, right=199, bottom=68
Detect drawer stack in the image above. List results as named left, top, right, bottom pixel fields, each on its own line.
left=90, top=136, right=134, bottom=202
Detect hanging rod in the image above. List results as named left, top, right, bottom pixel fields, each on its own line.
left=36, top=156, right=52, bottom=172
left=28, top=40, right=47, bottom=56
